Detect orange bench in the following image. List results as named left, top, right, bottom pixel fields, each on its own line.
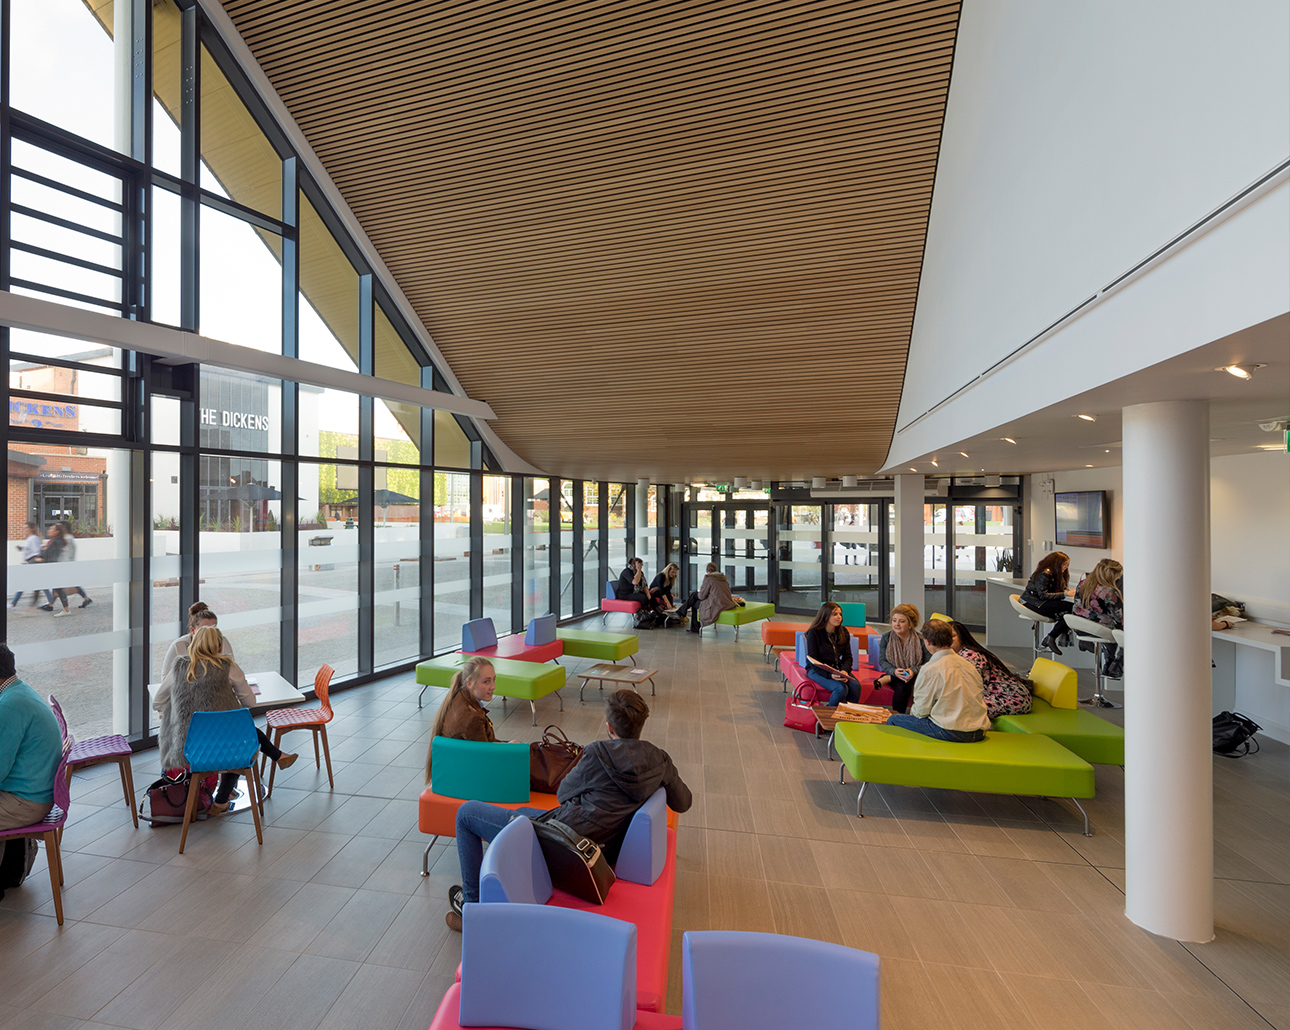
left=761, top=620, right=874, bottom=661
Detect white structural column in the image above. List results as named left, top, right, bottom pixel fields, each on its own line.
left=1122, top=400, right=1214, bottom=942
left=893, top=474, right=926, bottom=618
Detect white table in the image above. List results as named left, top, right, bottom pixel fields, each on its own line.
left=1212, top=623, right=1290, bottom=744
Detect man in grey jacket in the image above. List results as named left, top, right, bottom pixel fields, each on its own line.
left=446, top=690, right=691, bottom=931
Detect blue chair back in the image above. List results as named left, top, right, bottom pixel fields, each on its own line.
left=479, top=815, right=553, bottom=904
left=604, top=579, right=619, bottom=601
left=430, top=738, right=530, bottom=803
left=868, top=634, right=881, bottom=670
left=526, top=613, right=558, bottom=646
left=794, top=631, right=807, bottom=665
left=837, top=601, right=866, bottom=627
left=460, top=903, right=636, bottom=1030
left=462, top=618, right=498, bottom=652
left=682, top=930, right=880, bottom=1030
left=615, top=789, right=667, bottom=886
left=183, top=709, right=259, bottom=772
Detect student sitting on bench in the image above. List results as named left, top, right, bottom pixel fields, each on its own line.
left=885, top=620, right=991, bottom=743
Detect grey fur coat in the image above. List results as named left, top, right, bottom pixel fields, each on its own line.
left=157, top=657, right=243, bottom=770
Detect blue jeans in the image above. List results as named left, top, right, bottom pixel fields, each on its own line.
left=807, top=668, right=860, bottom=706
left=456, top=801, right=545, bottom=903
left=886, top=713, right=985, bottom=742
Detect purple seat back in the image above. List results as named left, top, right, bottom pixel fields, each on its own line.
left=461, top=618, right=498, bottom=652
left=0, top=737, right=73, bottom=836
left=525, top=613, right=558, bottom=646
left=47, top=695, right=69, bottom=741
left=478, top=815, right=553, bottom=905
left=682, top=930, right=880, bottom=1030
left=459, top=902, right=636, bottom=1030
left=614, top=788, right=667, bottom=886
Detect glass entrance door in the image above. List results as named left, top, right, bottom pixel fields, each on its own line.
left=682, top=502, right=770, bottom=602
left=776, top=503, right=823, bottom=612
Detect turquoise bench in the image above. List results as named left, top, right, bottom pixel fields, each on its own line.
left=416, top=653, right=565, bottom=724
left=992, top=657, right=1125, bottom=766
left=705, top=602, right=776, bottom=641
left=834, top=721, right=1096, bottom=835
left=556, top=627, right=640, bottom=664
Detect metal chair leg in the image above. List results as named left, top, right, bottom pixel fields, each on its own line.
left=421, top=835, right=440, bottom=876
left=856, top=782, right=869, bottom=817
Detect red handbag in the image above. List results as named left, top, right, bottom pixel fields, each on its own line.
left=783, top=686, right=819, bottom=733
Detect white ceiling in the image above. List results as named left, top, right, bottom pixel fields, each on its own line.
left=897, top=313, right=1290, bottom=478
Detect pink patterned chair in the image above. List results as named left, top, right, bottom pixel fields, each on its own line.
left=0, top=737, right=73, bottom=924
left=48, top=695, right=138, bottom=829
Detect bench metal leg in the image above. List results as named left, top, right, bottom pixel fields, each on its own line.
left=529, top=700, right=536, bottom=726
left=1069, top=798, right=1092, bottom=837
left=827, top=730, right=835, bottom=761
left=555, top=690, right=564, bottom=712
left=417, top=683, right=431, bottom=709
left=421, top=835, right=440, bottom=876
left=856, top=781, right=869, bottom=818
left=734, top=625, right=740, bottom=642
left=839, top=762, right=846, bottom=785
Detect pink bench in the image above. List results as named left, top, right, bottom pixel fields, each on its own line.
left=601, top=578, right=642, bottom=625
left=461, top=615, right=564, bottom=664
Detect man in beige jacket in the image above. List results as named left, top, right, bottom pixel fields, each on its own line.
left=885, top=620, right=991, bottom=742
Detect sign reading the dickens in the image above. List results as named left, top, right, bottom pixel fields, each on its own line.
left=200, top=408, right=271, bottom=431
left=10, top=400, right=78, bottom=430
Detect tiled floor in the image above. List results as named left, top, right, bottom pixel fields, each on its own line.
left=1, top=626, right=1285, bottom=1030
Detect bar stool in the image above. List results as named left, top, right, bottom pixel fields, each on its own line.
left=1067, top=614, right=1121, bottom=709
left=1009, top=594, right=1054, bottom=657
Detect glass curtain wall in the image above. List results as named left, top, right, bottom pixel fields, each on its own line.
left=776, top=504, right=823, bottom=611
left=608, top=484, right=630, bottom=581
left=582, top=481, right=601, bottom=610
left=483, top=475, right=513, bottom=635
left=829, top=502, right=881, bottom=616
left=434, top=473, right=473, bottom=651
left=522, top=478, right=551, bottom=624
left=558, top=480, right=575, bottom=617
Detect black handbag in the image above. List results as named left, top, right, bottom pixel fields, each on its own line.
left=1212, top=711, right=1260, bottom=757
left=531, top=818, right=615, bottom=904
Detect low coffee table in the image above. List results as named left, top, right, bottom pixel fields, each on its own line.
left=576, top=663, right=659, bottom=702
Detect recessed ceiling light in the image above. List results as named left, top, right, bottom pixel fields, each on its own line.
left=1085, top=464, right=1094, bottom=468
left=930, top=459, right=938, bottom=467
left=1216, top=364, right=1265, bottom=379
left=909, top=467, right=917, bottom=472
left=959, top=452, right=969, bottom=458
left=1105, top=449, right=1111, bottom=453
left=1002, top=437, right=1017, bottom=445
left=1076, top=414, right=1097, bottom=422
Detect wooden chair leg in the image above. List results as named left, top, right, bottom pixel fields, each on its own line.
left=44, top=831, right=64, bottom=925
left=311, top=729, right=320, bottom=769
left=119, top=756, right=139, bottom=828
left=319, top=726, right=334, bottom=789
left=178, top=770, right=204, bottom=854
left=246, top=767, right=264, bottom=844
left=266, top=744, right=278, bottom=798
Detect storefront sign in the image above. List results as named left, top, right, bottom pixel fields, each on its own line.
left=200, top=408, right=271, bottom=432
left=37, top=472, right=101, bottom=481
left=9, top=400, right=77, bottom=430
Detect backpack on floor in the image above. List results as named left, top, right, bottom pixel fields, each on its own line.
left=1212, top=711, right=1260, bottom=757
left=0, top=838, right=38, bottom=890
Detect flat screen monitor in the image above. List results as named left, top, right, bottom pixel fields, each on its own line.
left=1055, top=490, right=1109, bottom=549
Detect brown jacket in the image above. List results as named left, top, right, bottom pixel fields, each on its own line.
left=439, top=687, right=497, bottom=743
left=697, top=572, right=739, bottom=627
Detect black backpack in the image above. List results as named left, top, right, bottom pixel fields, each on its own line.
left=1212, top=711, right=1260, bottom=757
left=0, top=838, right=39, bottom=894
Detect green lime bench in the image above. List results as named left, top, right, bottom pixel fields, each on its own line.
left=992, top=657, right=1125, bottom=766
left=706, top=602, right=776, bottom=641
left=416, top=654, right=565, bottom=725
left=555, top=628, right=640, bottom=664
left=833, top=721, right=1096, bottom=835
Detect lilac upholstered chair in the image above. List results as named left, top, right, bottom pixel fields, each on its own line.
left=0, top=736, right=73, bottom=924
left=49, top=695, right=138, bottom=829
left=681, top=930, right=880, bottom=1030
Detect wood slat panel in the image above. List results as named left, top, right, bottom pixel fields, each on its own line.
left=221, top=0, right=962, bottom=480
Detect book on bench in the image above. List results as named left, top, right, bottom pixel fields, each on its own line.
left=833, top=702, right=891, bottom=724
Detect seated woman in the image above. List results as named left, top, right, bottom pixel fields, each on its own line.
left=155, top=626, right=295, bottom=815
left=876, top=603, right=931, bottom=713
left=804, top=601, right=861, bottom=706
left=675, top=562, right=744, bottom=634
left=1072, top=558, right=1125, bottom=678
left=949, top=621, right=1032, bottom=718
left=885, top=620, right=990, bottom=742
left=1020, top=551, right=1074, bottom=654
left=424, top=656, right=498, bottom=782
left=161, top=601, right=232, bottom=681
left=649, top=563, right=680, bottom=611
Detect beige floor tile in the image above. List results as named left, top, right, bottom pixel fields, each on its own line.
left=880, top=955, right=956, bottom=1030
left=252, top=882, right=357, bottom=953
left=156, top=945, right=299, bottom=1030
left=923, top=962, right=1039, bottom=1030
left=921, top=850, right=1012, bottom=906
left=887, top=895, right=989, bottom=969
left=708, top=875, right=776, bottom=933
left=756, top=834, right=821, bottom=885
left=393, top=972, right=458, bottom=1030
left=365, top=895, right=451, bottom=973
left=703, top=828, right=764, bottom=881
left=25, top=927, right=175, bottom=1020
left=697, top=793, right=756, bottom=833
left=981, top=857, right=1081, bottom=913
left=828, top=887, right=920, bottom=959
left=766, top=882, right=845, bottom=943
left=672, top=870, right=711, bottom=931
left=258, top=831, right=352, bottom=882
left=309, top=836, right=398, bottom=889
left=305, top=888, right=408, bottom=962
left=90, top=933, right=239, bottom=1030
left=1082, top=983, right=1204, bottom=1030
left=955, top=901, right=1067, bottom=977
left=314, top=961, right=424, bottom=1030
left=1008, top=971, right=1114, bottom=1030
left=229, top=953, right=359, bottom=1030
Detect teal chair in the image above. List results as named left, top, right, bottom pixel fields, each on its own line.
left=836, top=602, right=866, bottom=628
left=179, top=708, right=264, bottom=854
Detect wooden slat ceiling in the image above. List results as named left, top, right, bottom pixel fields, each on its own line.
left=221, top=0, right=961, bottom=481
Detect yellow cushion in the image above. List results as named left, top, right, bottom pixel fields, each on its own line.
left=1028, top=657, right=1077, bottom=710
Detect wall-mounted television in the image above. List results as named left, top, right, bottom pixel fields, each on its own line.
left=1055, top=490, right=1109, bottom=549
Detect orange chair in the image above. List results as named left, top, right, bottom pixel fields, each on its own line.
left=262, top=664, right=335, bottom=796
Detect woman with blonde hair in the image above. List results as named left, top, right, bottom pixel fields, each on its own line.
left=155, top=626, right=296, bottom=814
left=425, top=656, right=499, bottom=782
left=1073, top=558, right=1125, bottom=677
left=876, top=602, right=931, bottom=713
left=161, top=601, right=234, bottom=681
left=649, top=563, right=680, bottom=611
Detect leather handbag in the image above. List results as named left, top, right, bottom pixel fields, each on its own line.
left=1213, top=711, right=1260, bottom=757
left=143, top=771, right=214, bottom=827
left=531, top=817, right=616, bottom=904
left=783, top=685, right=819, bottom=733
left=530, top=725, right=583, bottom=793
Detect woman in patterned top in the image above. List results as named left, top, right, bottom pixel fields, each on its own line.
left=1073, top=559, right=1124, bottom=678
left=948, top=621, right=1033, bottom=718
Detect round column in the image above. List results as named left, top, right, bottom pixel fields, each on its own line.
left=1122, top=400, right=1213, bottom=941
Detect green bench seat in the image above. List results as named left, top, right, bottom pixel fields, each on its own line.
left=555, top=628, right=639, bottom=664
left=416, top=654, right=565, bottom=725
left=708, top=602, right=776, bottom=640
left=993, top=698, right=1125, bottom=766
left=833, top=721, right=1096, bottom=834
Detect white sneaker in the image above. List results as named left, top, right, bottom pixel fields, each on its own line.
left=6, top=602, right=15, bottom=609
left=53, top=609, right=71, bottom=617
